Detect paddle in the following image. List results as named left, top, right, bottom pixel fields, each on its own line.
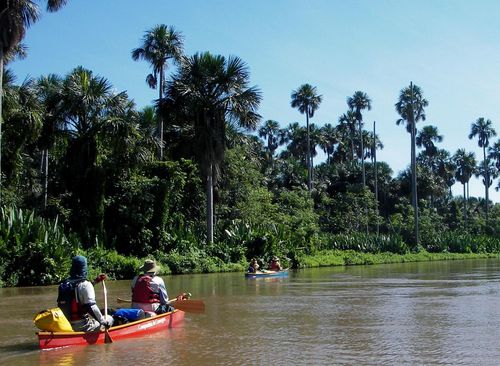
left=116, top=296, right=205, bottom=314
left=102, top=281, right=113, bottom=344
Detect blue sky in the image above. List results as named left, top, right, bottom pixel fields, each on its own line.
left=9, top=0, right=500, bottom=202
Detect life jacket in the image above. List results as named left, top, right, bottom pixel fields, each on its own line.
left=57, top=279, right=85, bottom=321
left=269, top=262, right=281, bottom=271
left=132, top=275, right=160, bottom=303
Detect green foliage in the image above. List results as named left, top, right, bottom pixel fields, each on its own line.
left=297, top=249, right=500, bottom=268
left=318, top=187, right=381, bottom=234
left=105, top=159, right=204, bottom=256
left=155, top=247, right=245, bottom=274
left=324, top=233, right=408, bottom=254
left=2, top=63, right=500, bottom=287
left=275, top=189, right=320, bottom=254
left=430, top=231, right=500, bottom=253
left=0, top=206, right=78, bottom=286
left=82, top=248, right=144, bottom=280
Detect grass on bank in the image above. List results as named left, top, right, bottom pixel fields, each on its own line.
left=297, top=249, right=500, bottom=268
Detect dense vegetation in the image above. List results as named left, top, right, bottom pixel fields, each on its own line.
left=0, top=5, right=499, bottom=286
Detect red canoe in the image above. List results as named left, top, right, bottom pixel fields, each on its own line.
left=37, top=309, right=184, bottom=350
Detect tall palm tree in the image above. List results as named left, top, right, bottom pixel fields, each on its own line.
left=166, top=52, right=261, bottom=243
left=61, top=66, right=135, bottom=243
left=475, top=160, right=498, bottom=210
left=468, top=117, right=497, bottom=221
left=416, top=125, right=443, bottom=158
left=347, top=91, right=372, bottom=187
left=453, top=149, right=476, bottom=229
left=488, top=140, right=500, bottom=171
left=132, top=24, right=184, bottom=160
left=258, top=120, right=281, bottom=156
left=395, top=82, right=428, bottom=245
left=435, top=149, right=456, bottom=196
left=319, top=123, right=338, bottom=163
left=37, top=74, right=64, bottom=208
left=2, top=76, right=43, bottom=187
left=281, top=122, right=307, bottom=161
left=291, top=84, right=322, bottom=191
left=0, top=0, right=67, bottom=205
left=338, top=110, right=358, bottom=161
left=363, top=129, right=383, bottom=161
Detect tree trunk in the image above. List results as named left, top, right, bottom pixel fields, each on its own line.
left=44, top=148, right=49, bottom=208
left=159, top=65, right=164, bottom=160
left=0, top=51, right=3, bottom=206
left=463, top=183, right=467, bottom=229
left=306, top=110, right=312, bottom=191
left=359, top=118, right=365, bottom=188
left=483, top=147, right=489, bottom=222
left=374, top=121, right=379, bottom=236
left=410, top=82, right=419, bottom=246
left=206, top=164, right=214, bottom=243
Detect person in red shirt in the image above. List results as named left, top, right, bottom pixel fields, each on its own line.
left=131, top=259, right=169, bottom=314
left=268, top=256, right=283, bottom=271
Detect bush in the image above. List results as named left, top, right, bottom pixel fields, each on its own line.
left=324, top=232, right=408, bottom=254
left=0, top=206, right=78, bottom=286
left=82, top=247, right=144, bottom=280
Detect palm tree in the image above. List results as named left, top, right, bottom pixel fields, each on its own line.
left=132, top=25, right=184, bottom=160
left=258, top=120, right=281, bottom=156
left=416, top=125, right=443, bottom=158
left=468, top=117, right=497, bottom=221
left=475, top=160, right=498, bottom=212
left=2, top=76, right=43, bottom=188
left=61, top=66, right=135, bottom=243
left=166, top=52, right=261, bottom=243
left=488, top=140, right=500, bottom=171
left=347, top=91, right=372, bottom=187
left=0, top=0, right=67, bottom=205
left=395, top=82, right=428, bottom=245
left=291, top=84, right=322, bottom=191
left=37, top=74, right=64, bottom=208
left=453, top=149, right=476, bottom=229
left=338, top=110, right=358, bottom=162
left=435, top=149, right=456, bottom=196
left=281, top=122, right=307, bottom=162
left=319, top=123, right=338, bottom=163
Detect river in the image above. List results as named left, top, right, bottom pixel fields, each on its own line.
left=1, top=259, right=500, bottom=365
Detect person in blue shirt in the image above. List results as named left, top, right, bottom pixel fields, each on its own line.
left=248, top=258, right=260, bottom=273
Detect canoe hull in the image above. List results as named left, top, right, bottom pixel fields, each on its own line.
left=37, top=309, right=184, bottom=350
left=245, top=269, right=289, bottom=279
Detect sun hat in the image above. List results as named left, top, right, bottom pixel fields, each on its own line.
left=272, top=256, right=279, bottom=261
left=140, top=259, right=160, bottom=273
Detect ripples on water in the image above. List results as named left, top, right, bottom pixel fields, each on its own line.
left=2, top=259, right=500, bottom=365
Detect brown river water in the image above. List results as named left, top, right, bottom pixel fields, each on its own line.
left=1, top=259, right=500, bottom=365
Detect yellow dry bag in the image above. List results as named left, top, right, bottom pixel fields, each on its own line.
left=33, top=307, right=73, bottom=332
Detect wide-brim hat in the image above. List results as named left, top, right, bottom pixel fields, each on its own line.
left=140, top=259, right=160, bottom=273
left=272, top=256, right=279, bottom=261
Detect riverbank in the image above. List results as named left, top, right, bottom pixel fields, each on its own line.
left=3, top=247, right=500, bottom=288
left=297, top=249, right=500, bottom=268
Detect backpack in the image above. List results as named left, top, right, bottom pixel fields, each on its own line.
left=57, top=279, right=84, bottom=321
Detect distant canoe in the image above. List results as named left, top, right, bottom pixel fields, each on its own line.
left=37, top=309, right=184, bottom=350
left=245, top=269, right=289, bottom=279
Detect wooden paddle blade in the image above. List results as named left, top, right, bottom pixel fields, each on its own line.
left=173, top=300, right=205, bottom=314
left=104, top=329, right=113, bottom=344
left=116, top=297, right=132, bottom=303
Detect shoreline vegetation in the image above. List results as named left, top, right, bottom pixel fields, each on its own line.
left=1, top=204, right=499, bottom=288
left=1, top=13, right=499, bottom=288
